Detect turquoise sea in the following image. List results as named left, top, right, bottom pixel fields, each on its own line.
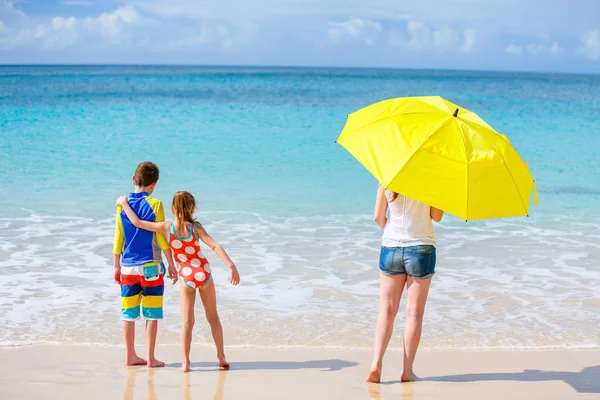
left=0, top=66, right=599, bottom=349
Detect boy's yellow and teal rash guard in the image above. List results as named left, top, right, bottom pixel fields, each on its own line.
left=113, top=192, right=169, bottom=267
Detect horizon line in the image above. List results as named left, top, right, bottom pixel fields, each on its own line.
left=0, top=63, right=599, bottom=77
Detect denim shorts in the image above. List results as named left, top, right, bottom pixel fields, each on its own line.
left=379, top=245, right=436, bottom=280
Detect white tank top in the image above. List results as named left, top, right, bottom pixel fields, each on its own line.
left=382, top=190, right=436, bottom=247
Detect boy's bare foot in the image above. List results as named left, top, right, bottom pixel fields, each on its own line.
left=218, top=356, right=230, bottom=370
left=147, top=358, right=165, bottom=368
left=401, top=371, right=420, bottom=382
left=125, top=355, right=147, bottom=366
left=182, top=360, right=191, bottom=373
left=366, top=368, right=381, bottom=383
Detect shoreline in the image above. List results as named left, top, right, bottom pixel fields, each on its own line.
left=2, top=345, right=599, bottom=399
left=2, top=342, right=600, bottom=351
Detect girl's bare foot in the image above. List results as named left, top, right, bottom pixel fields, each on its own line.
left=218, top=356, right=230, bottom=370
left=366, top=361, right=382, bottom=383
left=125, top=355, right=147, bottom=366
left=147, top=358, right=165, bottom=368
left=182, top=360, right=191, bottom=373
left=401, top=371, right=419, bottom=382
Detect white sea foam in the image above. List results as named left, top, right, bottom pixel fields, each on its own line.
left=0, top=212, right=599, bottom=349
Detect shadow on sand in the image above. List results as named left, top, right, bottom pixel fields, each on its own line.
left=425, top=365, right=600, bottom=394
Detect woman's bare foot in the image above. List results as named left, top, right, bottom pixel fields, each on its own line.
left=218, top=356, right=230, bottom=370
left=147, top=358, right=165, bottom=368
left=366, top=367, right=381, bottom=383
left=401, top=371, right=419, bottom=382
left=125, top=355, right=147, bottom=366
left=181, top=359, right=191, bottom=373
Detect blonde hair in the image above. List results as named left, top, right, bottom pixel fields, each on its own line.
left=172, top=191, right=197, bottom=234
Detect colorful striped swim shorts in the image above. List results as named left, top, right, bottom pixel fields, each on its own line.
left=120, top=263, right=165, bottom=320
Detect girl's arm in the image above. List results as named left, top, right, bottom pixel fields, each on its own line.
left=195, top=223, right=240, bottom=286
left=116, top=196, right=169, bottom=237
left=374, top=185, right=388, bottom=229
left=430, top=207, right=444, bottom=222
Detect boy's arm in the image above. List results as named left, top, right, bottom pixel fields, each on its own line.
left=113, top=206, right=124, bottom=284
left=162, top=248, right=177, bottom=284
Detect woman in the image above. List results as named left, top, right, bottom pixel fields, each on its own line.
left=367, top=185, right=443, bottom=383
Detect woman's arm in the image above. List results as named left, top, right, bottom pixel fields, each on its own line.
left=195, top=223, right=240, bottom=286
left=430, top=207, right=444, bottom=222
left=374, top=185, right=388, bottom=229
left=116, top=196, right=169, bottom=237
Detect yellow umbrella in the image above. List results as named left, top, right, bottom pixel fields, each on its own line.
left=336, top=96, right=538, bottom=220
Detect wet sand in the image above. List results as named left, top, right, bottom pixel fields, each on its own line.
left=0, top=345, right=598, bottom=399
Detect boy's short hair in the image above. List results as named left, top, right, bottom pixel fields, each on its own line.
left=133, top=161, right=160, bottom=187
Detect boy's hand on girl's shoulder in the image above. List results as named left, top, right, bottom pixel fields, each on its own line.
left=113, top=266, right=121, bottom=284
left=229, top=265, right=240, bottom=286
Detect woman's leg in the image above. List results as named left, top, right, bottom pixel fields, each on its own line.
left=180, top=284, right=196, bottom=373
left=401, top=276, right=432, bottom=382
left=199, top=279, right=229, bottom=368
left=366, top=272, right=407, bottom=383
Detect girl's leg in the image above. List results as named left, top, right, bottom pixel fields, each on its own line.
left=180, top=284, right=196, bottom=373
left=366, top=272, right=407, bottom=383
left=199, top=279, right=229, bottom=368
left=401, top=276, right=432, bottom=382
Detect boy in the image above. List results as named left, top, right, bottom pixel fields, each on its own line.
left=113, top=161, right=177, bottom=367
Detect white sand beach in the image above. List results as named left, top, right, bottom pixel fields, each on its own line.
left=1, top=345, right=598, bottom=399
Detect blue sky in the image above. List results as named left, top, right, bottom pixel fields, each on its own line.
left=0, top=0, right=599, bottom=73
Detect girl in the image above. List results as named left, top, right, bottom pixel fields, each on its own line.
left=116, top=191, right=240, bottom=373
left=367, top=185, right=443, bottom=383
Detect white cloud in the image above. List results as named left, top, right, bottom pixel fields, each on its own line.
left=527, top=41, right=563, bottom=56
left=402, top=21, right=475, bottom=53
left=577, top=29, right=600, bottom=60
left=462, top=29, right=476, bottom=53
left=407, top=21, right=431, bottom=49
left=328, top=18, right=382, bottom=45
left=0, top=21, right=6, bottom=34
left=505, top=44, right=523, bottom=55
left=9, top=16, right=79, bottom=49
left=61, top=1, right=94, bottom=5
left=1, top=1, right=26, bottom=18
left=3, top=6, right=147, bottom=49
left=168, top=23, right=235, bottom=50
left=82, top=6, right=143, bottom=43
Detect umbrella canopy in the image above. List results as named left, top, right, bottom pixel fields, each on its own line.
left=337, top=96, right=538, bottom=220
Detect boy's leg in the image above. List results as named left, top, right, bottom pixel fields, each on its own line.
left=120, top=270, right=145, bottom=366
left=123, top=321, right=145, bottom=366
left=141, top=268, right=165, bottom=368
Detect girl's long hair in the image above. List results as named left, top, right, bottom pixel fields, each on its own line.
left=172, top=191, right=197, bottom=234
left=388, top=192, right=399, bottom=203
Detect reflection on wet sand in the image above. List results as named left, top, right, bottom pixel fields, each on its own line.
left=122, top=367, right=228, bottom=400
left=367, top=382, right=414, bottom=400
left=182, top=369, right=228, bottom=400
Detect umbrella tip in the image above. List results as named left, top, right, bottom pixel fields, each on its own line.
left=453, top=108, right=459, bottom=117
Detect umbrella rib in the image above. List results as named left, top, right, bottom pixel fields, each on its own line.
left=383, top=118, right=455, bottom=190
left=456, top=122, right=470, bottom=221
left=460, top=119, right=529, bottom=216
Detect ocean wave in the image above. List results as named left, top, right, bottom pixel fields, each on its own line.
left=0, top=212, right=598, bottom=349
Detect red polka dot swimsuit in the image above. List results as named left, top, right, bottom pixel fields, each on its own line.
left=169, top=222, right=211, bottom=289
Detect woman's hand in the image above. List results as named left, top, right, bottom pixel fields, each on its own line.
left=228, top=265, right=240, bottom=286
left=116, top=196, right=128, bottom=207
